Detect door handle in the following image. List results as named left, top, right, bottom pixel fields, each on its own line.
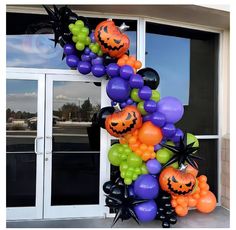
left=46, top=136, right=52, bottom=154
left=34, top=137, right=43, bottom=155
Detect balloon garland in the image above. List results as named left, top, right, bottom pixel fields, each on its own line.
left=44, top=5, right=217, bottom=228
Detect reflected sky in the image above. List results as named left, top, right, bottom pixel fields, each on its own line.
left=146, top=34, right=190, bottom=105
left=6, top=32, right=137, bottom=69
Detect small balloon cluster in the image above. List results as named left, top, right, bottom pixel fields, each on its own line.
left=45, top=5, right=217, bottom=228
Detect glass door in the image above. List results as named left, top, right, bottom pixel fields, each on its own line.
left=44, top=74, right=109, bottom=218
left=6, top=72, right=45, bottom=220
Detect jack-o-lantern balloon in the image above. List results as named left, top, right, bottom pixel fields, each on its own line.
left=159, top=166, right=196, bottom=195
left=95, top=20, right=130, bottom=58
left=105, top=106, right=142, bottom=137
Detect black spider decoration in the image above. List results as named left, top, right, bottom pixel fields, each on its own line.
left=161, top=133, right=203, bottom=170
left=43, top=5, right=90, bottom=48
left=103, top=178, right=147, bottom=227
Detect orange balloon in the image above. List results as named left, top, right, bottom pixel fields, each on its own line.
left=198, top=175, right=207, bottom=183
left=117, top=58, right=126, bottom=66
left=134, top=60, right=142, bottom=69
left=186, top=164, right=198, bottom=177
left=138, top=121, right=163, bottom=146
left=126, top=59, right=135, bottom=67
left=188, top=197, right=197, bottom=207
left=175, top=205, right=188, bottom=217
left=171, top=199, right=177, bottom=208
left=196, top=191, right=216, bottom=213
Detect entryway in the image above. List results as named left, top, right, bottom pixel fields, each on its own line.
left=6, top=69, right=110, bottom=220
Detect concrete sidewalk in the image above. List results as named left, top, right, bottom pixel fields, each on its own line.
left=7, top=206, right=229, bottom=228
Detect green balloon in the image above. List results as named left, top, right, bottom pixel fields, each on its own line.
left=97, top=50, right=103, bottom=56
left=156, top=148, right=173, bottom=164
left=75, top=20, right=84, bottom=28
left=151, top=90, right=160, bottom=102
left=134, top=167, right=141, bottom=175
left=89, top=43, right=94, bottom=50
left=121, top=171, right=125, bottom=178
left=108, top=144, right=122, bottom=166
left=132, top=174, right=138, bottom=180
left=124, top=177, right=132, bottom=185
left=85, top=37, right=91, bottom=45
left=76, top=42, right=85, bottom=51
left=68, top=23, right=75, bottom=31
left=137, top=101, right=147, bottom=115
left=130, top=89, right=142, bottom=102
left=72, top=36, right=78, bottom=43
left=127, top=153, right=142, bottom=168
left=187, top=133, right=199, bottom=147
left=77, top=33, right=87, bottom=43
left=91, top=46, right=99, bottom=53
left=81, top=27, right=89, bottom=36
left=171, top=162, right=179, bottom=169
left=125, top=171, right=133, bottom=179
left=71, top=27, right=81, bottom=35
left=140, top=164, right=148, bottom=174
left=120, top=162, right=129, bottom=172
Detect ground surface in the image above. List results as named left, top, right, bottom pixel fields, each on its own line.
left=7, top=206, right=229, bottom=228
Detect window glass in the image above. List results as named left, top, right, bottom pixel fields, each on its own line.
left=6, top=13, right=137, bottom=69
left=146, top=22, right=219, bottom=135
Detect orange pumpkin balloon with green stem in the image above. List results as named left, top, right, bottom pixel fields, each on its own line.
left=95, top=19, right=130, bottom=58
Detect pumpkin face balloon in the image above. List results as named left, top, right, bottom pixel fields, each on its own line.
left=95, top=20, right=130, bottom=58
left=105, top=106, right=142, bottom=137
left=159, top=167, right=196, bottom=195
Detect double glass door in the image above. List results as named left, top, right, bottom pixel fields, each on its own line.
left=6, top=71, right=109, bottom=220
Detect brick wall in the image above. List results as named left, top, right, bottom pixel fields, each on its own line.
left=221, top=134, right=230, bottom=209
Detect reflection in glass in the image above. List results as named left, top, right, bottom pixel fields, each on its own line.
left=51, top=81, right=101, bottom=206
left=6, top=79, right=38, bottom=207
left=146, top=33, right=190, bottom=105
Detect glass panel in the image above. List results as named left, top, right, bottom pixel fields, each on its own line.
left=197, top=139, right=218, bottom=199
left=6, top=79, right=38, bottom=207
left=7, top=12, right=137, bottom=68
left=51, top=153, right=100, bottom=205
left=53, top=81, right=101, bottom=151
left=51, top=81, right=101, bottom=205
left=145, top=22, right=219, bottom=135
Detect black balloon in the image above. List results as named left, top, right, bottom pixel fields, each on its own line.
left=103, top=181, right=115, bottom=194
left=137, top=67, right=160, bottom=89
left=103, top=178, right=147, bottom=227
left=97, top=106, right=115, bottom=129
left=155, top=190, right=178, bottom=228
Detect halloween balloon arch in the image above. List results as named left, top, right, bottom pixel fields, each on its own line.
left=44, top=5, right=217, bottom=228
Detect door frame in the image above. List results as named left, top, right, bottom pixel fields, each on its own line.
left=6, top=71, right=45, bottom=220
left=43, top=73, right=110, bottom=219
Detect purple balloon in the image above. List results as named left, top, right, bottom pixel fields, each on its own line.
left=126, top=98, right=133, bottom=105
left=146, top=159, right=162, bottom=174
left=106, top=78, right=131, bottom=103
left=143, top=114, right=151, bottom=122
left=77, top=61, right=91, bottom=74
left=120, top=65, right=134, bottom=80
left=144, top=100, right=157, bottom=113
left=138, top=86, right=152, bottom=101
left=156, top=96, right=184, bottom=123
left=64, top=44, right=76, bottom=55
left=91, top=57, right=103, bottom=66
left=120, top=102, right=127, bottom=108
left=129, top=74, right=144, bottom=89
left=154, top=144, right=162, bottom=151
left=89, top=32, right=96, bottom=43
left=150, top=112, right=166, bottom=127
left=84, top=47, right=91, bottom=55
left=134, top=174, right=159, bottom=199
left=81, top=54, right=91, bottom=62
left=106, top=63, right=120, bottom=78
left=66, top=55, right=79, bottom=68
left=171, top=128, right=184, bottom=143
left=162, top=123, right=176, bottom=138
left=91, top=64, right=106, bottom=78
left=89, top=52, right=97, bottom=59
left=134, top=200, right=157, bottom=222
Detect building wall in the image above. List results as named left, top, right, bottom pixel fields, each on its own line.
left=221, top=134, right=230, bottom=209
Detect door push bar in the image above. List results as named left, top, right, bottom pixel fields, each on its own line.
left=34, top=137, right=43, bottom=155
